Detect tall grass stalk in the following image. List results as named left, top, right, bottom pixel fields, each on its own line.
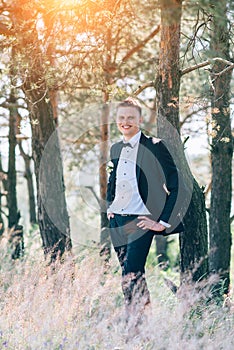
left=0, top=241, right=233, bottom=350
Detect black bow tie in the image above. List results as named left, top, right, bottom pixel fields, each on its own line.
left=122, top=142, right=133, bottom=148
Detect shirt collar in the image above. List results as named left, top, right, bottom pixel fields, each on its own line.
left=123, top=131, right=141, bottom=148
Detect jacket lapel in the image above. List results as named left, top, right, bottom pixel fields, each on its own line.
left=112, top=141, right=124, bottom=163
left=136, top=132, right=147, bottom=182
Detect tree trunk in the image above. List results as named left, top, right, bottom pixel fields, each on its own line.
left=24, top=84, right=72, bottom=259
left=0, top=195, right=4, bottom=236
left=156, top=0, right=209, bottom=283
left=99, top=27, right=112, bottom=261
left=156, top=0, right=181, bottom=132
left=18, top=142, right=37, bottom=224
left=99, top=92, right=111, bottom=260
left=25, top=157, right=37, bottom=225
left=11, top=1, right=72, bottom=260
left=0, top=154, right=5, bottom=236
left=209, top=0, right=233, bottom=296
left=25, top=158, right=37, bottom=225
left=7, top=89, right=18, bottom=229
left=9, top=224, right=24, bottom=260
left=4, top=45, right=26, bottom=259
left=179, top=180, right=209, bottom=282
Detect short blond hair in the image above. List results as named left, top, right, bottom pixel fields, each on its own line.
left=117, top=97, right=142, bottom=116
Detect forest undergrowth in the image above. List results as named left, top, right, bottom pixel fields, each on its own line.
left=0, top=234, right=233, bottom=350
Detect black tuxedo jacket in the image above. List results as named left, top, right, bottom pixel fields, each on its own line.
left=106, top=132, right=184, bottom=235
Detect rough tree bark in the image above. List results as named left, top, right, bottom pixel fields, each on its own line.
left=209, top=0, right=233, bottom=296
left=12, top=2, right=72, bottom=259
left=0, top=196, right=4, bottom=236
left=0, top=154, right=6, bottom=236
left=99, top=27, right=112, bottom=260
left=18, top=141, right=37, bottom=224
left=99, top=96, right=111, bottom=260
left=7, top=86, right=18, bottom=229
left=7, top=70, right=24, bottom=259
left=155, top=0, right=209, bottom=283
left=23, top=81, right=72, bottom=259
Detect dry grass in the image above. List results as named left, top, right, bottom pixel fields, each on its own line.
left=0, top=241, right=233, bottom=350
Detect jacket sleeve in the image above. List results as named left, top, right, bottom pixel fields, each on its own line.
left=154, top=141, right=179, bottom=224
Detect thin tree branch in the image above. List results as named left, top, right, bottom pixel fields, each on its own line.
left=181, top=60, right=210, bottom=75
left=212, top=64, right=234, bottom=76
left=85, top=186, right=100, bottom=205
left=211, top=57, right=234, bottom=66
left=17, top=140, right=32, bottom=161
left=122, top=25, right=160, bottom=62
left=0, top=102, right=28, bottom=110
left=180, top=105, right=209, bottom=127
left=133, top=57, right=233, bottom=96
left=133, top=81, right=154, bottom=96
left=181, top=57, right=234, bottom=76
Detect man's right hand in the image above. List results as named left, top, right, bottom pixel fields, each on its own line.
left=107, top=212, right=115, bottom=220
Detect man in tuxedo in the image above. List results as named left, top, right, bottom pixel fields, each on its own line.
left=106, top=97, right=184, bottom=314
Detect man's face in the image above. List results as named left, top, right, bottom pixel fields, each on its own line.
left=116, top=106, right=142, bottom=140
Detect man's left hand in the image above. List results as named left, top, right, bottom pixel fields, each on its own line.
left=137, top=216, right=166, bottom=232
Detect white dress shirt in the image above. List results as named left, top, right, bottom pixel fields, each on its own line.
left=108, top=131, right=150, bottom=215
left=108, top=131, right=171, bottom=228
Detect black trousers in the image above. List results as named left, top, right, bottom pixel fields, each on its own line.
left=109, top=214, right=155, bottom=308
